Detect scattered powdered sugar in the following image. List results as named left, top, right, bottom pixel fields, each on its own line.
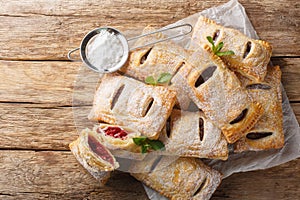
left=87, top=29, right=124, bottom=71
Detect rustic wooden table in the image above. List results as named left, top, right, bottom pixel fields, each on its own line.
left=0, top=0, right=299, bottom=199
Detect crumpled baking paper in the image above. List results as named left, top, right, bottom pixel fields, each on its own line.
left=144, top=0, right=300, bottom=199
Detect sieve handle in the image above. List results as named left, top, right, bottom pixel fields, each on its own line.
left=128, top=23, right=193, bottom=51
left=67, top=47, right=81, bottom=62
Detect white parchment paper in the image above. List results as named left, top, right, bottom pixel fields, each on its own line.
left=144, top=0, right=300, bottom=199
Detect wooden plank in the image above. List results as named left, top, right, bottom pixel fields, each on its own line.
left=0, top=59, right=300, bottom=106
left=0, top=104, right=77, bottom=150
left=0, top=0, right=299, bottom=60
left=291, top=103, right=300, bottom=123
left=0, top=150, right=299, bottom=199
left=212, top=158, right=300, bottom=200
left=273, top=58, right=300, bottom=102
left=0, top=150, right=148, bottom=199
left=0, top=61, right=96, bottom=105
left=0, top=102, right=96, bottom=150
left=0, top=0, right=189, bottom=60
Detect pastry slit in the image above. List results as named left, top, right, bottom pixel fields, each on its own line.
left=140, top=48, right=153, bottom=64
left=166, top=117, right=171, bottom=138
left=195, top=66, right=217, bottom=87
left=246, top=84, right=271, bottom=90
left=246, top=132, right=273, bottom=140
left=212, top=30, right=220, bottom=42
left=170, top=62, right=185, bottom=84
left=243, top=41, right=252, bottom=58
left=230, top=108, right=248, bottom=125
left=142, top=97, right=154, bottom=117
left=111, top=84, right=125, bottom=110
left=193, top=177, right=207, bottom=196
left=199, top=117, right=204, bottom=141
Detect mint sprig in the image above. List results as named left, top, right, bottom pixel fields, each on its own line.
left=145, top=72, right=172, bottom=86
left=206, top=36, right=235, bottom=56
left=133, top=136, right=165, bottom=154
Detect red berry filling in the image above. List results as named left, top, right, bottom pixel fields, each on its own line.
left=101, top=126, right=128, bottom=140
left=88, top=135, right=114, bottom=166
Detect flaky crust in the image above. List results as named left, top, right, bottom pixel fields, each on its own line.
left=159, top=109, right=228, bottom=160
left=234, top=66, right=284, bottom=152
left=190, top=16, right=272, bottom=82
left=88, top=73, right=176, bottom=139
left=131, top=157, right=222, bottom=200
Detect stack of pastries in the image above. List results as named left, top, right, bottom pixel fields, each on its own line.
left=69, top=16, right=284, bottom=200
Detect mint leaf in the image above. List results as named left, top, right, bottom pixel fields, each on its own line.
left=133, top=136, right=165, bottom=154
left=133, top=136, right=147, bottom=146
left=141, top=145, right=148, bottom=154
left=216, top=50, right=235, bottom=56
left=157, top=73, right=172, bottom=84
left=146, top=73, right=173, bottom=86
left=216, top=42, right=224, bottom=52
left=207, top=35, right=235, bottom=57
left=145, top=76, right=156, bottom=85
left=148, top=140, right=165, bottom=150
left=206, top=36, right=214, bottom=46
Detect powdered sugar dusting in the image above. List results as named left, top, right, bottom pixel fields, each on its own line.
left=87, top=29, right=123, bottom=70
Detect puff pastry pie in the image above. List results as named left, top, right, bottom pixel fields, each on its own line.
left=176, top=45, right=264, bottom=143
left=234, top=65, right=284, bottom=152
left=190, top=16, right=272, bottom=82
left=131, top=157, right=222, bottom=200
left=159, top=109, right=228, bottom=160
left=120, top=27, right=191, bottom=110
left=88, top=73, right=176, bottom=139
left=69, top=128, right=119, bottom=186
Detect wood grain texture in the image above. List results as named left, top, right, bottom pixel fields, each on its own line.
left=0, top=150, right=148, bottom=199
left=0, top=150, right=299, bottom=200
left=0, top=0, right=189, bottom=60
left=0, top=61, right=91, bottom=105
left=273, top=58, right=300, bottom=102
left=212, top=158, right=300, bottom=200
left=0, top=103, right=77, bottom=150
left=0, top=0, right=299, bottom=60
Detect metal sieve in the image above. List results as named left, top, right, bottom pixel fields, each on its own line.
left=68, top=24, right=193, bottom=73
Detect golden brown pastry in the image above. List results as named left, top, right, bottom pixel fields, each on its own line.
left=234, top=65, right=284, bottom=152
left=69, top=128, right=119, bottom=186
left=190, top=16, right=272, bottom=82
left=176, top=45, right=264, bottom=143
left=120, top=27, right=191, bottom=110
left=88, top=73, right=176, bottom=140
left=131, top=157, right=222, bottom=200
left=159, top=109, right=228, bottom=160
